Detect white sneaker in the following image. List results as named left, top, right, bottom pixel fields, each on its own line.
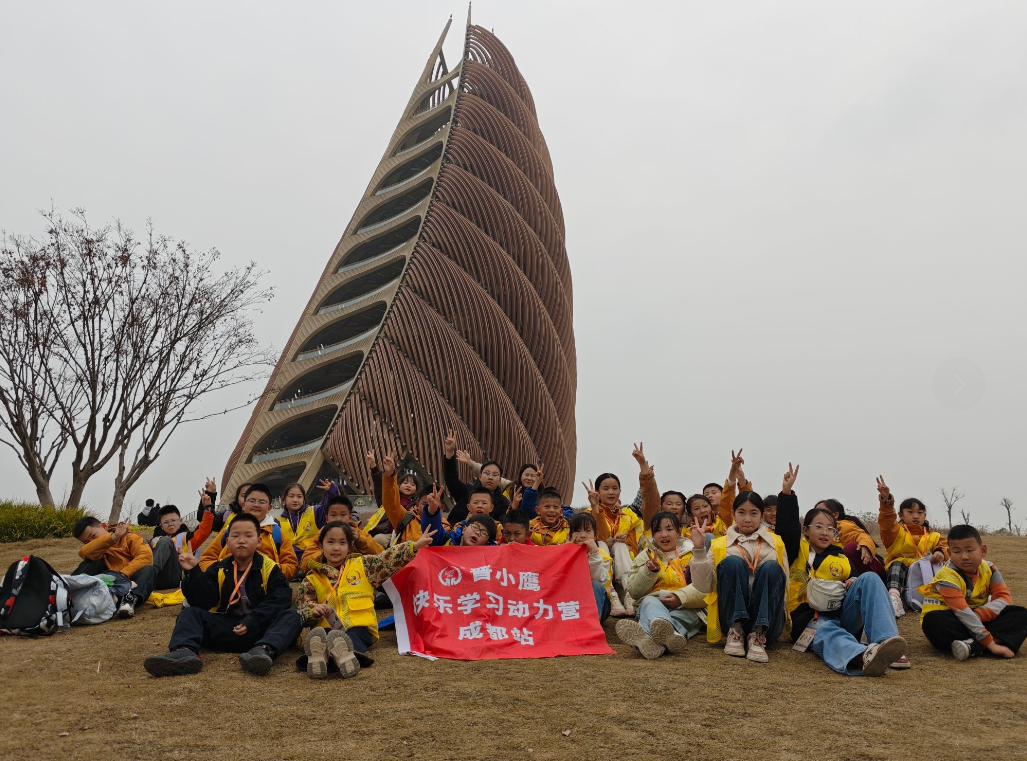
left=615, top=619, right=663, bottom=660
left=951, top=638, right=974, bottom=661
left=609, top=593, right=627, bottom=618
left=724, top=624, right=746, bottom=658
left=863, top=635, right=907, bottom=676
left=116, top=596, right=136, bottom=619
left=889, top=589, right=905, bottom=618
left=622, top=592, right=635, bottom=617
left=746, top=631, right=769, bottom=663
left=650, top=618, right=688, bottom=654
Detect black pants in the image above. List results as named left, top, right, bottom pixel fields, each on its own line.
left=168, top=607, right=303, bottom=658
left=922, top=606, right=1027, bottom=655
left=72, top=559, right=156, bottom=604
left=149, top=537, right=183, bottom=590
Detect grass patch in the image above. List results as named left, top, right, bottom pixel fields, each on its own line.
left=0, top=501, right=89, bottom=543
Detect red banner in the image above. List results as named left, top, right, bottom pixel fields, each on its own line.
left=383, top=543, right=614, bottom=660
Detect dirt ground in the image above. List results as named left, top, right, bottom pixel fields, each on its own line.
left=2, top=535, right=1026, bottom=761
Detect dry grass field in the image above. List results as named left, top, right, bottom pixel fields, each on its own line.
left=2, top=534, right=1026, bottom=761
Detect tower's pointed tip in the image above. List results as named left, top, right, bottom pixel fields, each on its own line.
left=467, top=1, right=472, bottom=27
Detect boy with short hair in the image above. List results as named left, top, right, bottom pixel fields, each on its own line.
left=144, top=513, right=303, bottom=677
left=423, top=486, right=501, bottom=546
left=300, top=496, right=385, bottom=572
left=73, top=517, right=155, bottom=618
left=569, top=512, right=613, bottom=622
left=920, top=524, right=1027, bottom=660
left=501, top=510, right=532, bottom=545
left=199, top=483, right=299, bottom=580
left=529, top=487, right=570, bottom=546
left=149, top=502, right=215, bottom=589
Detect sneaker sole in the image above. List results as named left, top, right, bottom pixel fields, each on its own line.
left=724, top=638, right=746, bottom=658
left=864, top=636, right=907, bottom=677
left=116, top=607, right=135, bottom=620
left=306, top=629, right=329, bottom=679
left=326, top=630, right=361, bottom=678
left=143, top=654, right=202, bottom=678
left=238, top=651, right=274, bottom=676
left=889, top=659, right=911, bottom=669
left=649, top=619, right=688, bottom=654
left=951, top=640, right=972, bottom=661
left=615, top=619, right=663, bottom=660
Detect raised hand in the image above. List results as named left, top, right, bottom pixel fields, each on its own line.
left=178, top=545, right=199, bottom=570
left=645, top=549, right=660, bottom=572
left=198, top=489, right=212, bottom=508
left=782, top=462, right=800, bottom=495
left=581, top=480, right=600, bottom=508
left=455, top=449, right=472, bottom=467
left=690, top=517, right=709, bottom=548
left=533, top=462, right=545, bottom=489
left=112, top=521, right=129, bottom=540
left=205, top=477, right=217, bottom=494
left=728, top=449, right=744, bottom=483
left=876, top=475, right=890, bottom=499
left=631, top=442, right=648, bottom=471
left=443, top=429, right=457, bottom=458
left=382, top=449, right=397, bottom=477
left=425, top=483, right=444, bottom=515
left=316, top=478, right=333, bottom=492
left=365, top=450, right=376, bottom=469
left=511, top=485, right=524, bottom=510
left=414, top=526, right=438, bottom=550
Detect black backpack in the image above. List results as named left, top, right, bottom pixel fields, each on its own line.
left=0, top=555, right=72, bottom=637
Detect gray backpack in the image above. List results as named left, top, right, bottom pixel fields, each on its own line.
left=61, top=574, right=117, bottom=625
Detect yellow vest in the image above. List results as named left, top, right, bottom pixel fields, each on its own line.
left=886, top=526, right=943, bottom=568
left=364, top=506, right=387, bottom=534
left=651, top=548, right=693, bottom=594
left=918, top=561, right=993, bottom=621
left=213, top=554, right=275, bottom=612
left=306, top=555, right=379, bottom=637
left=278, top=507, right=319, bottom=553
left=530, top=517, right=569, bottom=546
left=712, top=516, right=728, bottom=538
left=787, top=540, right=851, bottom=613
left=705, top=533, right=789, bottom=643
left=597, top=544, right=614, bottom=597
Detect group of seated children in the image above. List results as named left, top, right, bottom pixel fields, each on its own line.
left=67, top=435, right=1025, bottom=679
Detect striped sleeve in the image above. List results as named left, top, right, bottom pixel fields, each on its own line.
left=976, top=565, right=1012, bottom=623
left=937, top=582, right=993, bottom=645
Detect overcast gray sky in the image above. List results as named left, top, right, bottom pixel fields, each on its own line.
left=2, top=1, right=1025, bottom=527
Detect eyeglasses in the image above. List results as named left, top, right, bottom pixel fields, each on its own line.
left=159, top=518, right=181, bottom=527
left=244, top=498, right=270, bottom=507
left=465, top=526, right=489, bottom=541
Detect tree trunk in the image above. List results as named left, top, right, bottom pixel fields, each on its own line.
left=66, top=475, right=87, bottom=511
left=108, top=487, right=127, bottom=525
left=34, top=483, right=56, bottom=509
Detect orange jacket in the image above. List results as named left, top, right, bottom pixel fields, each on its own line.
left=382, top=472, right=422, bottom=542
left=78, top=531, right=152, bottom=578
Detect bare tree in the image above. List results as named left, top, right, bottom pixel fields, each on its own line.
left=1001, top=497, right=1014, bottom=533
left=0, top=209, right=273, bottom=521
left=939, top=486, right=964, bottom=529
left=959, top=508, right=972, bottom=525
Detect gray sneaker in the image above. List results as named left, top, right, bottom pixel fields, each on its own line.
left=951, top=638, right=975, bottom=661
left=144, top=648, right=202, bottom=677
left=239, top=646, right=274, bottom=676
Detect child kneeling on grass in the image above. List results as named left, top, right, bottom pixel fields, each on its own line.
left=295, top=521, right=436, bottom=679
left=616, top=512, right=705, bottom=659
left=919, top=524, right=1027, bottom=660
left=143, top=513, right=302, bottom=678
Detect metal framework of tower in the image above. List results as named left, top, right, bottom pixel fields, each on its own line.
left=221, top=14, right=576, bottom=505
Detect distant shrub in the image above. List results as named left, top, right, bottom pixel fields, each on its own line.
left=0, top=501, right=89, bottom=543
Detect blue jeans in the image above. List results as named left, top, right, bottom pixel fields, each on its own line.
left=717, top=556, right=786, bottom=640
left=591, top=581, right=612, bottom=623
left=637, top=595, right=704, bottom=650
left=810, top=573, right=899, bottom=675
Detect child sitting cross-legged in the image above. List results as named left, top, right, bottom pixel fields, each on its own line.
left=295, top=521, right=436, bottom=678
left=567, top=512, right=613, bottom=623
left=143, top=513, right=303, bottom=677
left=919, top=524, right=1027, bottom=660
left=616, top=512, right=705, bottom=659
left=149, top=499, right=215, bottom=590
left=501, top=509, right=533, bottom=545
left=530, top=488, right=570, bottom=546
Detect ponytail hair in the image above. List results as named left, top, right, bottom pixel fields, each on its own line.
left=817, top=498, right=878, bottom=546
